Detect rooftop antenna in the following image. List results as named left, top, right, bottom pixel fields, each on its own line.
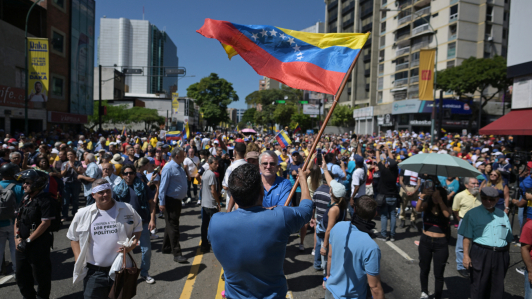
left=143, top=6, right=145, bottom=20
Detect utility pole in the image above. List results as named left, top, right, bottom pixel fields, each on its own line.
left=98, top=65, right=102, bottom=132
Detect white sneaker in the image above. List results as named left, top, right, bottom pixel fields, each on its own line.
left=197, top=200, right=201, bottom=205
left=420, top=292, right=429, bottom=299
left=298, top=244, right=305, bottom=251
left=311, top=249, right=315, bottom=256
left=185, top=197, right=192, bottom=204
left=181, top=200, right=185, bottom=206
left=141, top=275, right=155, bottom=284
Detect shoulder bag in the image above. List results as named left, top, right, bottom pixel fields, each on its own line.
left=109, top=252, right=140, bottom=299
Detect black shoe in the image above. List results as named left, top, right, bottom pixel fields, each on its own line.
left=410, top=222, right=419, bottom=232
left=458, top=269, right=469, bottom=278
left=400, top=219, right=405, bottom=228
left=221, top=273, right=225, bottom=281
left=376, top=235, right=387, bottom=241
left=200, top=246, right=210, bottom=253
left=174, top=255, right=188, bottom=263
left=162, top=248, right=172, bottom=254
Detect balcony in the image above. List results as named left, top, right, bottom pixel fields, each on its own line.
left=396, top=62, right=410, bottom=72
left=396, top=31, right=411, bottom=42
left=412, top=41, right=429, bottom=51
left=414, top=6, right=431, bottom=19
left=414, top=0, right=430, bottom=8
left=410, top=75, right=419, bottom=84
left=412, top=23, right=431, bottom=36
left=397, top=0, right=412, bottom=9
left=398, top=15, right=412, bottom=26
left=448, top=33, right=457, bottom=41
left=447, top=48, right=456, bottom=59
left=396, top=46, right=411, bottom=56
left=394, top=78, right=409, bottom=87
left=450, top=13, right=458, bottom=23
left=411, top=59, right=419, bottom=67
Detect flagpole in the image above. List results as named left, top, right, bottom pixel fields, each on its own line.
left=284, top=47, right=363, bottom=206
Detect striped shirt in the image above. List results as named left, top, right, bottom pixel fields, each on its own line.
left=313, top=185, right=331, bottom=222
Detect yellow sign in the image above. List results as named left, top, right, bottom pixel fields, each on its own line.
left=27, top=38, right=49, bottom=104
left=172, top=93, right=179, bottom=115
left=419, top=49, right=435, bottom=101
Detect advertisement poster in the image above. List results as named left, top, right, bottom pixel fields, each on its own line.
left=172, top=93, right=179, bottom=115
left=27, top=38, right=49, bottom=105
left=419, top=49, right=435, bottom=101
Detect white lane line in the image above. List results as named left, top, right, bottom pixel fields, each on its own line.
left=383, top=241, right=415, bottom=263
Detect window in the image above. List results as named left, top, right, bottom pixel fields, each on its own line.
left=362, top=16, right=372, bottom=27
left=15, top=67, right=25, bottom=88
left=485, top=23, right=492, bottom=40
left=378, top=77, right=384, bottom=90
left=51, top=29, right=65, bottom=55
left=53, top=0, right=65, bottom=8
left=449, top=24, right=457, bottom=40
left=381, top=10, right=387, bottom=19
left=503, top=29, right=507, bottom=39
left=378, top=63, right=384, bottom=75
left=395, top=71, right=408, bottom=80
left=380, top=35, right=385, bottom=48
left=446, top=60, right=455, bottom=68
left=377, top=91, right=383, bottom=104
left=447, top=42, right=456, bottom=59
left=504, top=11, right=508, bottom=21
left=486, top=6, right=493, bottom=21
left=381, top=21, right=386, bottom=33
left=410, top=68, right=419, bottom=77
left=52, top=76, right=64, bottom=98
left=379, top=49, right=385, bottom=61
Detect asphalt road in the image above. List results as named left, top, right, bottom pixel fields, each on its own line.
left=0, top=199, right=526, bottom=299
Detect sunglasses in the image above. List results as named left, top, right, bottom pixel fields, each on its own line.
left=261, top=162, right=277, bottom=167
left=23, top=181, right=33, bottom=185
left=123, top=172, right=136, bottom=176
left=490, top=174, right=498, bottom=177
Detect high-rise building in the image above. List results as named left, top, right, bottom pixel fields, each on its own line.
left=325, top=0, right=510, bottom=134
left=237, top=109, right=246, bottom=123
left=98, top=17, right=178, bottom=95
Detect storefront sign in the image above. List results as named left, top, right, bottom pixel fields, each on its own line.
left=0, top=85, right=35, bottom=109
left=392, top=99, right=421, bottom=114
left=353, top=106, right=374, bottom=119
left=303, top=104, right=323, bottom=115
left=27, top=38, right=49, bottom=104
left=410, top=120, right=432, bottom=126
left=48, top=111, right=88, bottom=124
left=393, top=99, right=472, bottom=115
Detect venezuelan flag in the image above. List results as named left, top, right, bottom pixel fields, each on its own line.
left=166, top=131, right=182, bottom=141
left=275, top=131, right=292, bottom=149
left=197, top=19, right=369, bottom=95
left=183, top=122, right=190, bottom=141
left=294, top=123, right=302, bottom=133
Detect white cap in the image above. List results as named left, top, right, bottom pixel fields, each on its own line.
left=329, top=181, right=346, bottom=198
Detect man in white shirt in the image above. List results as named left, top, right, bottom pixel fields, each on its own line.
left=350, top=155, right=367, bottom=216
left=67, top=179, right=142, bottom=298
left=183, top=148, right=200, bottom=203
left=224, top=142, right=248, bottom=211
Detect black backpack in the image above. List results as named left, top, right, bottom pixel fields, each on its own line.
left=0, top=183, right=17, bottom=220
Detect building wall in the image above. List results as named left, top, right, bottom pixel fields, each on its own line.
left=47, top=0, right=70, bottom=113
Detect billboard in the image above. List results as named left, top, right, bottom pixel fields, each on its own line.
left=303, top=104, right=323, bottom=115
left=27, top=38, right=49, bottom=106
left=172, top=93, right=179, bottom=115
left=70, top=0, right=95, bottom=115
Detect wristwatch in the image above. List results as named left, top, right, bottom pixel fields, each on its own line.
left=504, top=206, right=509, bottom=210
left=26, top=238, right=31, bottom=243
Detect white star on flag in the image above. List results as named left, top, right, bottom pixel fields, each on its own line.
left=287, top=37, right=295, bottom=45
left=279, top=33, right=286, bottom=39
left=293, top=44, right=301, bottom=52
left=251, top=33, right=259, bottom=41
left=296, top=56, right=303, bottom=60
left=260, top=29, right=268, bottom=37
left=269, top=29, right=277, bottom=36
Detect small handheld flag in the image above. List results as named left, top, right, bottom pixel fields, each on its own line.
left=294, top=123, right=302, bottom=133
left=275, top=131, right=292, bottom=149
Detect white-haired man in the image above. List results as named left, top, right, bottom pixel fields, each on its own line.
left=78, top=153, right=102, bottom=205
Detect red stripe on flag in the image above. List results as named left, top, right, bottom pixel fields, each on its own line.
left=197, top=19, right=345, bottom=95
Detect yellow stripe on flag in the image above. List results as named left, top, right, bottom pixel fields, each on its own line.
left=221, top=43, right=239, bottom=60
left=276, top=29, right=369, bottom=50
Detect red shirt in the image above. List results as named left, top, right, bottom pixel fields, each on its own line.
left=154, top=159, right=166, bottom=168
left=520, top=220, right=532, bottom=259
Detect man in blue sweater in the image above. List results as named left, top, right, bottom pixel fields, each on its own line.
left=208, top=164, right=312, bottom=299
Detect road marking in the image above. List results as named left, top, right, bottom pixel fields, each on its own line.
left=385, top=241, right=415, bottom=263
left=215, top=268, right=225, bottom=299
left=179, top=241, right=204, bottom=299
left=0, top=275, right=14, bottom=285
left=286, top=290, right=294, bottom=299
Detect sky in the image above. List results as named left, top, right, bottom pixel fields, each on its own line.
left=94, top=0, right=325, bottom=109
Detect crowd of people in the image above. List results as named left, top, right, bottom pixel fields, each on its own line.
left=0, top=128, right=530, bottom=299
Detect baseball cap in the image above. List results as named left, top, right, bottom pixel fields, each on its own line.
left=481, top=186, right=499, bottom=198
left=245, top=151, right=259, bottom=159
left=329, top=180, right=346, bottom=198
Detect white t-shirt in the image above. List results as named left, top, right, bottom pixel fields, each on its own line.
left=222, top=159, right=248, bottom=189
left=183, top=156, right=200, bottom=177
left=201, top=138, right=210, bottom=149
left=87, top=204, right=121, bottom=267
left=351, top=167, right=367, bottom=198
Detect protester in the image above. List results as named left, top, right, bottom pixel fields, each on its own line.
left=60, top=149, right=84, bottom=221
left=158, top=147, right=188, bottom=263
left=459, top=186, right=513, bottom=299
left=200, top=156, right=220, bottom=253
left=78, top=153, right=102, bottom=205
left=224, top=142, right=247, bottom=212
left=208, top=164, right=312, bottom=298
left=183, top=148, right=200, bottom=204
left=67, top=179, right=142, bottom=298
left=260, top=151, right=292, bottom=207
left=399, top=167, right=421, bottom=231
left=480, top=169, right=510, bottom=213
left=14, top=169, right=55, bottom=299
left=375, top=143, right=399, bottom=241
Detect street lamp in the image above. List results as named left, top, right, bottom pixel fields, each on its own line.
left=24, top=0, right=44, bottom=135
left=380, top=8, right=439, bottom=144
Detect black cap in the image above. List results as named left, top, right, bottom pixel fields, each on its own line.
left=480, top=186, right=499, bottom=198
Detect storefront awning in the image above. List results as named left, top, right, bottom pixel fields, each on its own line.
left=479, top=109, right=532, bottom=135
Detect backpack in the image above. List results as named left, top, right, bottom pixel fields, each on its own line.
left=0, top=183, right=17, bottom=220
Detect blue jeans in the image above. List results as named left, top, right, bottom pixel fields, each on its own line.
left=525, top=268, right=532, bottom=299
left=63, top=181, right=82, bottom=219
left=379, top=197, right=397, bottom=238
left=456, top=219, right=465, bottom=271
left=83, top=268, right=113, bottom=299
left=139, top=222, right=152, bottom=277
left=315, top=234, right=323, bottom=270
left=519, top=204, right=525, bottom=231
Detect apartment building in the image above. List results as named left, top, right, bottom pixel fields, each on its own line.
left=325, top=0, right=510, bottom=134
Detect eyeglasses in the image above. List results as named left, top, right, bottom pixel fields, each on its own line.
left=261, top=162, right=277, bottom=167
left=490, top=174, right=498, bottom=177
left=23, top=181, right=33, bottom=185
left=123, top=172, right=136, bottom=176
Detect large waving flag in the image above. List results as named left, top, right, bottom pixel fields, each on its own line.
left=183, top=122, right=190, bottom=141
left=275, top=131, right=292, bottom=149
left=166, top=131, right=182, bottom=141
left=197, top=19, right=369, bottom=95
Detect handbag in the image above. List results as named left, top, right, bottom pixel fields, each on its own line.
left=374, top=193, right=385, bottom=207
left=108, top=252, right=140, bottom=299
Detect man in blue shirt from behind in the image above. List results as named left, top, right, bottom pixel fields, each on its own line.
left=326, top=195, right=384, bottom=299
left=208, top=164, right=312, bottom=299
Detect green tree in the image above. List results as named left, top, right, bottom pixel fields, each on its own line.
left=290, top=113, right=312, bottom=131
left=273, top=104, right=297, bottom=127
left=187, top=73, right=239, bottom=130
left=128, top=106, right=165, bottom=130
left=436, top=55, right=512, bottom=132
left=241, top=108, right=256, bottom=124
left=330, top=105, right=355, bottom=127
left=89, top=101, right=130, bottom=125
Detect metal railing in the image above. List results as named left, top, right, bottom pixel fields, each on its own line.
left=414, top=6, right=430, bottom=19
left=395, top=78, right=409, bottom=87
left=398, top=15, right=412, bottom=26
left=448, top=34, right=457, bottom=41
left=410, top=75, right=419, bottom=83
left=396, top=31, right=411, bottom=41
left=411, top=60, right=419, bottom=67
left=450, top=13, right=458, bottom=23
left=378, top=79, right=384, bottom=90
left=450, top=0, right=459, bottom=4
left=412, top=23, right=430, bottom=35
left=412, top=41, right=429, bottom=51
left=447, top=48, right=456, bottom=59
left=396, top=46, right=411, bottom=56
left=396, top=62, right=410, bottom=71
left=378, top=64, right=384, bottom=75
